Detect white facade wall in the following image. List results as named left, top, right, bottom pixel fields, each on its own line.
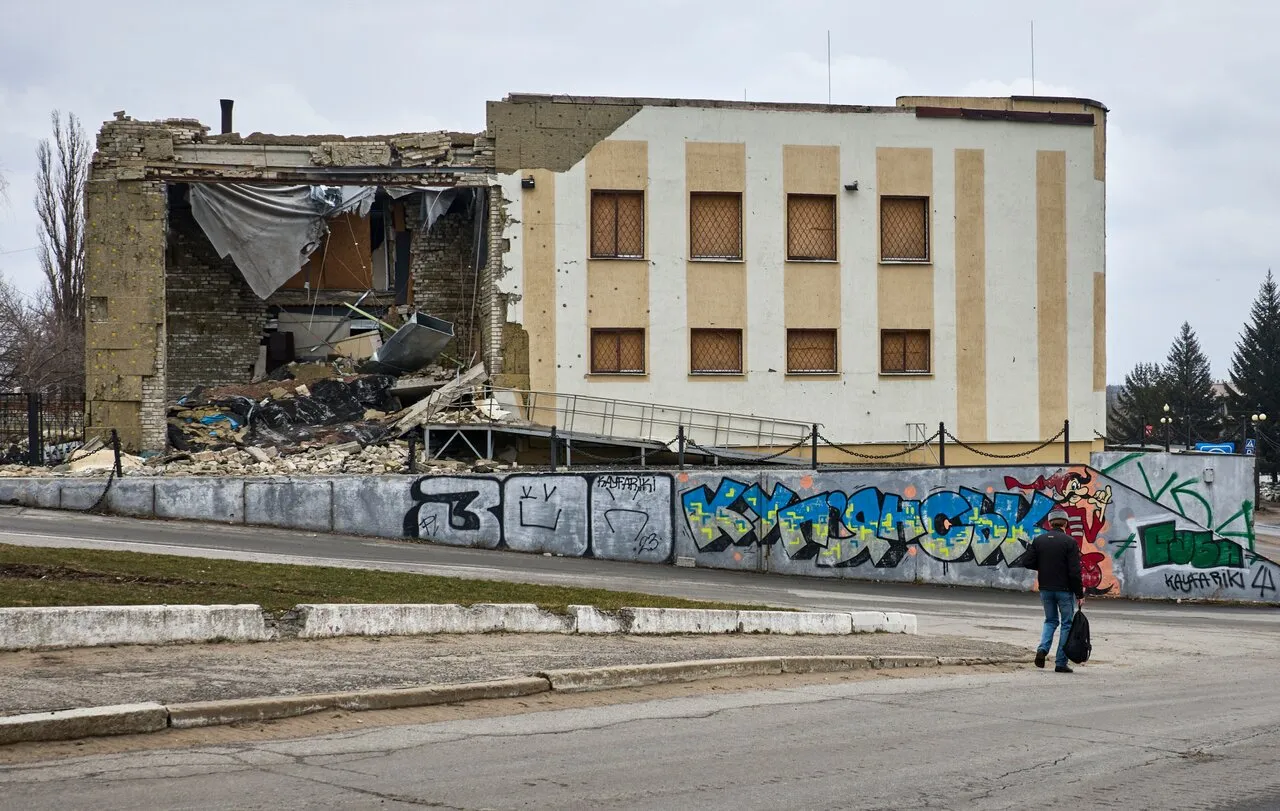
left=498, top=104, right=1103, bottom=445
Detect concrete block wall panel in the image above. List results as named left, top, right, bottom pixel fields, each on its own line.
left=331, top=476, right=419, bottom=539
left=673, top=471, right=766, bottom=573
left=153, top=478, right=245, bottom=523
left=589, top=473, right=673, bottom=563
left=104, top=479, right=158, bottom=517
left=59, top=481, right=115, bottom=512
left=244, top=478, right=333, bottom=532
left=1093, top=451, right=1257, bottom=550
left=502, top=474, right=589, bottom=555
left=0, top=479, right=62, bottom=510
left=403, top=475, right=503, bottom=549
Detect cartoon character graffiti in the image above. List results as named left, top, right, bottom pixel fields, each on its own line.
left=1005, top=469, right=1115, bottom=595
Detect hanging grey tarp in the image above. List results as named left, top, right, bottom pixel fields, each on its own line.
left=385, top=186, right=458, bottom=232
left=189, top=183, right=376, bottom=299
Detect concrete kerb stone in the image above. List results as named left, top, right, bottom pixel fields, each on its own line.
left=850, top=611, right=891, bottom=633
left=295, top=603, right=573, bottom=638
left=570, top=604, right=624, bottom=634
left=166, top=677, right=551, bottom=729
left=6, top=655, right=1033, bottom=743
left=739, top=610, right=852, bottom=635
left=0, top=605, right=271, bottom=651
left=622, top=607, right=740, bottom=634
left=0, top=703, right=168, bottom=745
left=539, top=657, right=785, bottom=692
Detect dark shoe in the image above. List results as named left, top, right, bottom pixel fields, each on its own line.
left=1055, top=664, right=1074, bottom=673
left=1035, top=650, right=1047, bottom=668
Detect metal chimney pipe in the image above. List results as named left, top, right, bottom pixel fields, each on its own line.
left=219, top=99, right=234, bottom=135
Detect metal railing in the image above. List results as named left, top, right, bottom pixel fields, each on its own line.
left=0, top=392, right=86, bottom=466
left=503, top=389, right=814, bottom=448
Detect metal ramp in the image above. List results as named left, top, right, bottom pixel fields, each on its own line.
left=423, top=388, right=815, bottom=465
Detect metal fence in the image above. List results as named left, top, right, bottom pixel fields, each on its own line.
left=0, top=392, right=85, bottom=465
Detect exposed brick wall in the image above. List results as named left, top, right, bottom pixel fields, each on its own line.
left=164, top=197, right=267, bottom=400
left=411, top=206, right=478, bottom=360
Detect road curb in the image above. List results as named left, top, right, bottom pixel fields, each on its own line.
left=167, top=677, right=551, bottom=729
left=0, top=654, right=1029, bottom=745
left=0, top=703, right=168, bottom=745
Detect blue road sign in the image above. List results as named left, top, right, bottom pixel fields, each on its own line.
left=1246, top=438, right=1258, bottom=456
left=1195, top=442, right=1236, bottom=454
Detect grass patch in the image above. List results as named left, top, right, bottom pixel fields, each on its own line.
left=0, top=544, right=765, bottom=614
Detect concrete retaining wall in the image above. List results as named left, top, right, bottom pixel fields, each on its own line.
left=3, top=461, right=1278, bottom=604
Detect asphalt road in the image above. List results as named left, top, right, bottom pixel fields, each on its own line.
left=3, top=506, right=1280, bottom=809
left=4, top=653, right=1280, bottom=810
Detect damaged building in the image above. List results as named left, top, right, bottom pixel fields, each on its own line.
left=87, top=103, right=502, bottom=453
left=86, top=92, right=1107, bottom=463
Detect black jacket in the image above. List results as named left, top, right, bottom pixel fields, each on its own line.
left=1023, top=530, right=1083, bottom=598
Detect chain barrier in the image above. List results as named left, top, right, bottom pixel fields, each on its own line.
left=685, top=435, right=810, bottom=463
left=565, top=444, right=651, bottom=464
left=816, top=431, right=940, bottom=460
left=942, top=427, right=1066, bottom=459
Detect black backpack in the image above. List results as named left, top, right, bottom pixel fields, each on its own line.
left=1064, top=610, right=1091, bottom=664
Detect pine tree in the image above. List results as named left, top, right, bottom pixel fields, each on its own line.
left=1163, top=322, right=1222, bottom=446
left=1229, top=270, right=1280, bottom=470
left=1111, top=362, right=1168, bottom=444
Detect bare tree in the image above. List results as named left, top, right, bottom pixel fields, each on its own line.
left=0, top=274, right=83, bottom=394
left=35, top=111, right=89, bottom=329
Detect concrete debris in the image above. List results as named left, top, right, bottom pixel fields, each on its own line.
left=1, top=362, right=531, bottom=481
left=66, top=448, right=144, bottom=474
left=394, top=364, right=490, bottom=435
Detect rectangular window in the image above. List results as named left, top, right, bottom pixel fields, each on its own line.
left=881, top=330, right=931, bottom=373
left=880, top=196, right=929, bottom=261
left=786, top=329, right=837, bottom=374
left=689, top=192, right=743, bottom=260
left=590, top=328, right=646, bottom=374
left=591, top=191, right=644, bottom=258
left=787, top=194, right=837, bottom=260
left=690, top=329, right=743, bottom=374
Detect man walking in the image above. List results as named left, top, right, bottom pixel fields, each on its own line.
left=1023, top=508, right=1084, bottom=673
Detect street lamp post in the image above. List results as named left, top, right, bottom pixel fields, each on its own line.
left=1251, top=412, right=1267, bottom=505
left=1160, top=404, right=1173, bottom=454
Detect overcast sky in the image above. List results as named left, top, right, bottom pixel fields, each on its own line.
left=0, top=1, right=1275, bottom=384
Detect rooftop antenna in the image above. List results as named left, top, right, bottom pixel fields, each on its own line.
left=1030, top=20, right=1036, bottom=95
left=827, top=30, right=832, bottom=103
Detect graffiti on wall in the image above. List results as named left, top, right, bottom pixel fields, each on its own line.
left=403, top=473, right=673, bottom=562
left=1099, top=452, right=1255, bottom=549
left=394, top=464, right=1280, bottom=604
left=679, top=474, right=1073, bottom=566
left=678, top=468, right=1124, bottom=594
left=1003, top=470, right=1116, bottom=595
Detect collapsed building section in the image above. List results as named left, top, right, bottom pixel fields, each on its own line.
left=86, top=105, right=502, bottom=452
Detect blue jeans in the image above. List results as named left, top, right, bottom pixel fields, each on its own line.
left=1038, top=591, right=1076, bottom=668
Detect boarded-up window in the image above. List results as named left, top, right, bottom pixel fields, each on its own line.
left=880, top=196, right=929, bottom=261
left=590, top=329, right=645, bottom=374
left=881, top=330, right=931, bottom=373
left=591, top=191, right=644, bottom=258
left=689, top=192, right=743, bottom=259
left=690, top=329, right=743, bottom=374
left=787, top=194, right=837, bottom=260
left=786, top=329, right=837, bottom=374
left=285, top=212, right=374, bottom=290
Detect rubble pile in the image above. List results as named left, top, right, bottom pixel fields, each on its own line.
left=0, top=359, right=528, bottom=479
